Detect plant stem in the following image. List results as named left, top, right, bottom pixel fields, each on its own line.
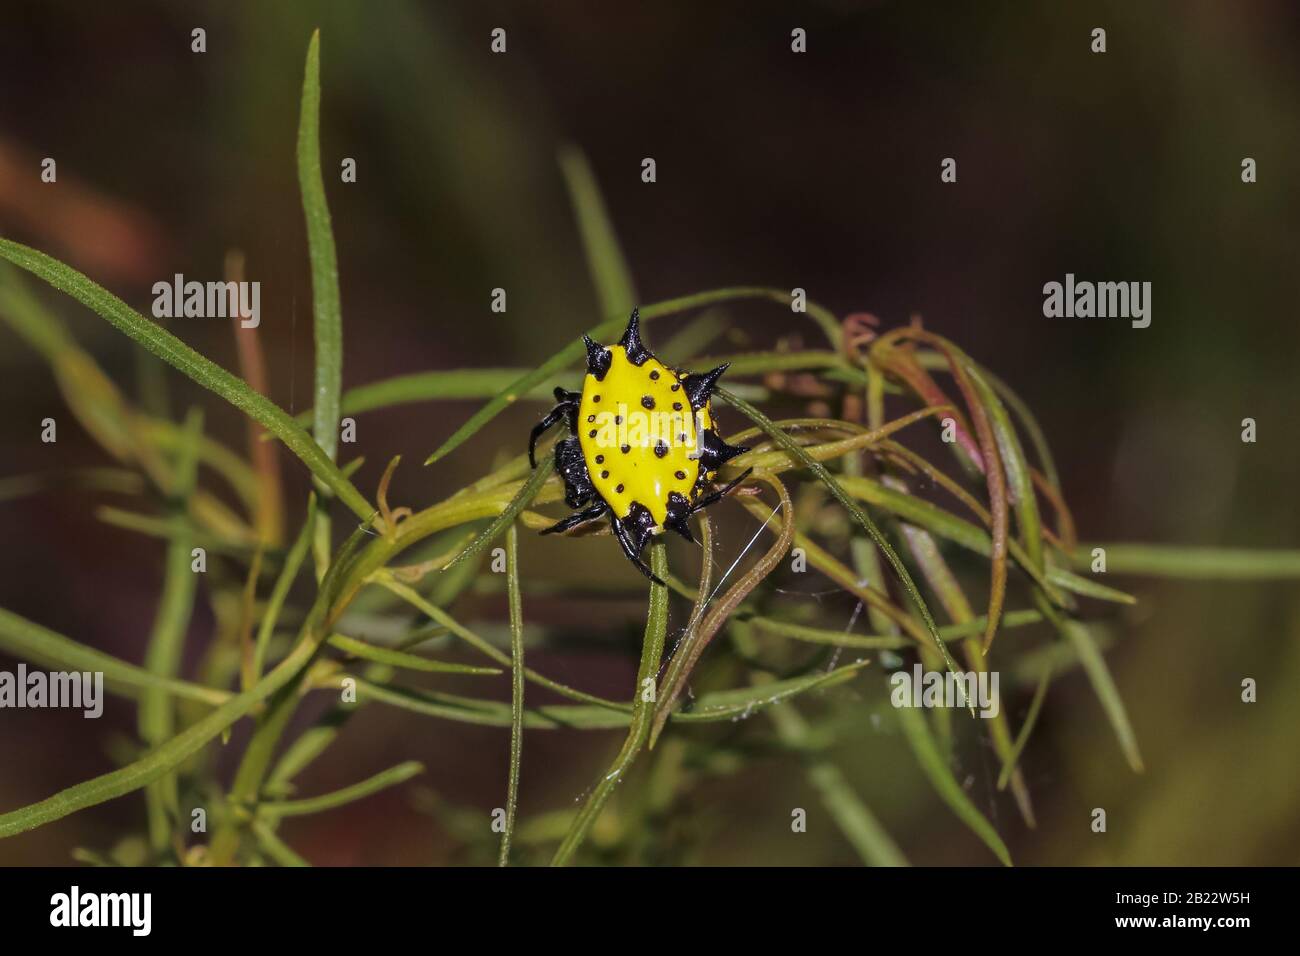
left=550, top=541, right=669, bottom=866
left=208, top=470, right=556, bottom=863
left=499, top=524, right=525, bottom=866
left=140, top=408, right=202, bottom=853
left=1072, top=543, right=1300, bottom=578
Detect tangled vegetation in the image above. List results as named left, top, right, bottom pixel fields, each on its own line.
left=2, top=32, right=1295, bottom=867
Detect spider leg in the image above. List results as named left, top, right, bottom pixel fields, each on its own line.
left=528, top=406, right=567, bottom=468
left=663, top=491, right=696, bottom=544
left=690, top=467, right=754, bottom=513
left=553, top=387, right=581, bottom=431
left=611, top=506, right=665, bottom=586
left=540, top=502, right=608, bottom=536
left=529, top=390, right=580, bottom=467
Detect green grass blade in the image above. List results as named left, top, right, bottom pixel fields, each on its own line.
left=253, top=498, right=316, bottom=679
left=500, top=524, right=525, bottom=866
left=978, top=365, right=1062, bottom=490
left=1038, top=598, right=1143, bottom=772
left=0, top=524, right=375, bottom=841
left=997, top=668, right=1051, bottom=789
left=251, top=820, right=310, bottom=867
left=0, top=467, right=144, bottom=503
left=1071, top=543, right=1300, bottom=579
left=895, top=703, right=1012, bottom=866
left=259, top=761, right=424, bottom=818
left=371, top=573, right=629, bottom=711
left=767, top=701, right=908, bottom=866
left=808, top=758, right=908, bottom=866
left=1045, top=567, right=1135, bottom=604
left=658, top=309, right=727, bottom=362
left=0, top=606, right=227, bottom=707
left=298, top=30, right=343, bottom=580
left=0, top=261, right=73, bottom=356
left=551, top=540, right=669, bottom=866
left=298, top=29, right=343, bottom=464
left=326, top=633, right=499, bottom=675
left=835, top=474, right=1135, bottom=605
left=967, top=361, right=1045, bottom=574
left=751, top=609, right=1044, bottom=650
left=891, top=495, right=1036, bottom=826
left=682, top=661, right=871, bottom=716
left=347, top=664, right=866, bottom=730
left=266, top=713, right=350, bottom=792
left=142, top=420, right=262, bottom=510
left=294, top=368, right=534, bottom=423
left=0, top=239, right=374, bottom=521
left=559, top=145, right=636, bottom=317
left=1006, top=627, right=1116, bottom=686
left=652, top=473, right=793, bottom=744
left=750, top=617, right=912, bottom=649
left=139, top=407, right=203, bottom=852
left=348, top=679, right=620, bottom=729
left=0, top=621, right=330, bottom=838
left=441, top=458, right=554, bottom=570
left=95, top=506, right=269, bottom=562
left=716, top=386, right=962, bottom=681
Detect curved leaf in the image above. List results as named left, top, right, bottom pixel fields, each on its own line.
left=896, top=703, right=1012, bottom=866
left=0, top=239, right=374, bottom=522
left=299, top=29, right=343, bottom=464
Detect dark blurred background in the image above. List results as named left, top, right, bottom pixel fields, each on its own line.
left=0, top=1, right=1297, bottom=865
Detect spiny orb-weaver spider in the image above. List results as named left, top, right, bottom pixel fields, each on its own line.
left=528, top=309, right=751, bottom=584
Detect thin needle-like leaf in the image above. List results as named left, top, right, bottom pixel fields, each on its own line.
left=895, top=703, right=1012, bottom=866
left=1038, top=599, right=1143, bottom=772
left=298, top=30, right=344, bottom=580
left=298, top=29, right=343, bottom=465
left=253, top=498, right=317, bottom=680
left=499, top=524, right=525, bottom=866
left=767, top=701, right=908, bottom=867
left=442, top=458, right=554, bottom=570
left=0, top=239, right=374, bottom=521
left=997, top=668, right=1052, bottom=790
left=294, top=368, right=536, bottom=423
left=750, top=609, right=1044, bottom=650
left=0, top=623, right=331, bottom=838
left=326, top=633, right=499, bottom=675
left=1071, top=543, right=1300, bottom=578
left=0, top=609, right=227, bottom=707
left=139, top=407, right=203, bottom=852
left=965, top=357, right=1053, bottom=639
left=314, top=660, right=871, bottom=730
left=251, top=820, right=310, bottom=867
left=559, top=145, right=636, bottom=318
left=551, top=542, right=669, bottom=866
left=716, top=386, right=965, bottom=685
left=906, top=334, right=1011, bottom=649
left=0, top=515, right=376, bottom=840
left=835, top=474, right=1134, bottom=606
left=259, top=761, right=424, bottom=818
left=652, top=473, right=792, bottom=746
left=372, top=571, right=628, bottom=710
left=888, top=474, right=1035, bottom=826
